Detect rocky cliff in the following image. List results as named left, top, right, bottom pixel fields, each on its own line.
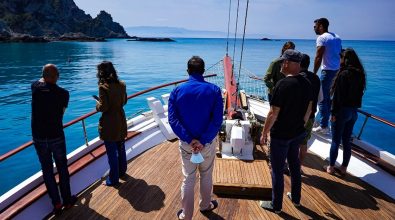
left=0, top=0, right=129, bottom=41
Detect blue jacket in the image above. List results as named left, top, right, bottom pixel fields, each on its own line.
left=168, top=74, right=223, bottom=145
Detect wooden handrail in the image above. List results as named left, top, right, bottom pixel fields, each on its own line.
left=357, top=109, right=395, bottom=128
left=0, top=141, right=34, bottom=163
left=0, top=74, right=217, bottom=163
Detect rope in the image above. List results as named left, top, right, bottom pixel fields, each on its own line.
left=235, top=0, right=250, bottom=110
left=232, top=0, right=241, bottom=65
left=225, top=0, right=232, bottom=56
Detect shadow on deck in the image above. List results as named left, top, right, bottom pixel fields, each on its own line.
left=53, top=140, right=395, bottom=220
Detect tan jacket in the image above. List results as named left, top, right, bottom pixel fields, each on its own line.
left=96, top=81, right=127, bottom=141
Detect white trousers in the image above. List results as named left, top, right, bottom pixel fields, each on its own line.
left=179, top=138, right=217, bottom=220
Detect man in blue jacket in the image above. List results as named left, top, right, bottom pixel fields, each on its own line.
left=168, top=56, right=223, bottom=220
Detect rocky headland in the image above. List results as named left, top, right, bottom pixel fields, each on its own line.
left=0, top=0, right=129, bottom=42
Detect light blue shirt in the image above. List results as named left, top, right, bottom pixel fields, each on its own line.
left=168, top=74, right=223, bottom=145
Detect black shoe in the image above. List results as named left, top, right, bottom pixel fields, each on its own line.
left=200, top=200, right=218, bottom=213
left=53, top=203, right=63, bottom=216
left=283, top=167, right=290, bottom=176
left=286, top=192, right=301, bottom=207
left=259, top=200, right=281, bottom=214
left=64, top=195, right=77, bottom=209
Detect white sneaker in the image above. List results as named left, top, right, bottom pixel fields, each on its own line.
left=313, top=126, right=330, bottom=134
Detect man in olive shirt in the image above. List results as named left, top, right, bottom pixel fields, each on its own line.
left=263, top=41, right=295, bottom=101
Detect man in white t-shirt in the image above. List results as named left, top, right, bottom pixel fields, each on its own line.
left=313, top=18, right=342, bottom=134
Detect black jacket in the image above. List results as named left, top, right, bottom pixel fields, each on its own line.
left=331, top=67, right=365, bottom=116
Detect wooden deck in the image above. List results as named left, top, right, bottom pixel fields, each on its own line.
left=213, top=158, right=271, bottom=198
left=54, top=140, right=395, bottom=220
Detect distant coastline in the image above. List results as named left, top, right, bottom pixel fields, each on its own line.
left=0, top=1, right=129, bottom=43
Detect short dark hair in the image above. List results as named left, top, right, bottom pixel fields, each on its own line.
left=314, top=18, right=329, bottom=30
left=42, top=64, right=59, bottom=79
left=300, top=54, right=310, bottom=69
left=187, top=56, right=205, bottom=75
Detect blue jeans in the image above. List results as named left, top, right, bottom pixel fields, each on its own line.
left=34, top=137, right=72, bottom=206
left=104, top=141, right=127, bottom=185
left=318, top=70, right=337, bottom=128
left=330, top=107, right=358, bottom=167
left=270, top=132, right=306, bottom=211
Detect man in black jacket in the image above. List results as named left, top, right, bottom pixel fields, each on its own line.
left=31, top=64, right=76, bottom=215
left=299, top=54, right=321, bottom=167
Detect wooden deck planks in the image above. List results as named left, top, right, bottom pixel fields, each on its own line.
left=213, top=151, right=272, bottom=198
left=55, top=140, right=395, bottom=220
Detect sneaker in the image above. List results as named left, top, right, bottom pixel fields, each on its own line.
left=313, top=126, right=330, bottom=134
left=64, top=195, right=77, bottom=209
left=286, top=192, right=300, bottom=207
left=177, top=209, right=185, bottom=220
left=259, top=200, right=281, bottom=214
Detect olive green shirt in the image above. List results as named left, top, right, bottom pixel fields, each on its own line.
left=263, top=58, right=285, bottom=95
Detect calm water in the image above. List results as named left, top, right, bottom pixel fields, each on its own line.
left=0, top=38, right=394, bottom=195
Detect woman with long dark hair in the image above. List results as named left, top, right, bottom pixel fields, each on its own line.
left=325, top=48, right=366, bottom=175
left=96, top=61, right=128, bottom=186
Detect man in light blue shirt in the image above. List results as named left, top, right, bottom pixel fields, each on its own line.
left=313, top=18, right=342, bottom=134
left=168, top=56, right=223, bottom=220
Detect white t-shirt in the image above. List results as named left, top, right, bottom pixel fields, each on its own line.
left=316, top=32, right=342, bottom=71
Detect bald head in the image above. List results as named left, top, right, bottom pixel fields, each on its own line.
left=42, top=64, right=59, bottom=84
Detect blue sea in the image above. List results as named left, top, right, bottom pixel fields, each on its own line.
left=0, top=38, right=394, bottom=195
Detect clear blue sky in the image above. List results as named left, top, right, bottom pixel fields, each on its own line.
left=74, top=0, right=395, bottom=40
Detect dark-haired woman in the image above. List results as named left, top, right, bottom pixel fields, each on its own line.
left=96, top=61, right=128, bottom=186
left=325, top=48, right=366, bottom=175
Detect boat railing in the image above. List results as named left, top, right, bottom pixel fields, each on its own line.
left=0, top=74, right=217, bottom=163
left=356, top=109, right=395, bottom=139
left=242, top=75, right=395, bottom=144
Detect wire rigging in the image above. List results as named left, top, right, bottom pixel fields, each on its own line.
left=231, top=0, right=241, bottom=66
left=237, top=0, right=249, bottom=84
left=226, top=0, right=232, bottom=56
left=234, top=0, right=250, bottom=111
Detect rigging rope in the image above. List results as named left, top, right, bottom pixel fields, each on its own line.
left=231, top=0, right=241, bottom=66
left=235, top=0, right=250, bottom=111
left=237, top=0, right=249, bottom=84
left=226, top=0, right=232, bottom=56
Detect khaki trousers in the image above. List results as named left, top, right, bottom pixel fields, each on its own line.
left=179, top=138, right=217, bottom=220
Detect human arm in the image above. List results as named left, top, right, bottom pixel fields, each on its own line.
left=63, top=90, right=70, bottom=114
left=96, top=85, right=109, bottom=112
left=122, top=81, right=128, bottom=106
left=263, top=61, right=276, bottom=90
left=199, top=87, right=224, bottom=145
left=168, top=89, right=194, bottom=144
left=304, top=101, right=312, bottom=125
left=260, top=105, right=280, bottom=145
left=331, top=71, right=346, bottom=121
left=313, top=46, right=325, bottom=74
